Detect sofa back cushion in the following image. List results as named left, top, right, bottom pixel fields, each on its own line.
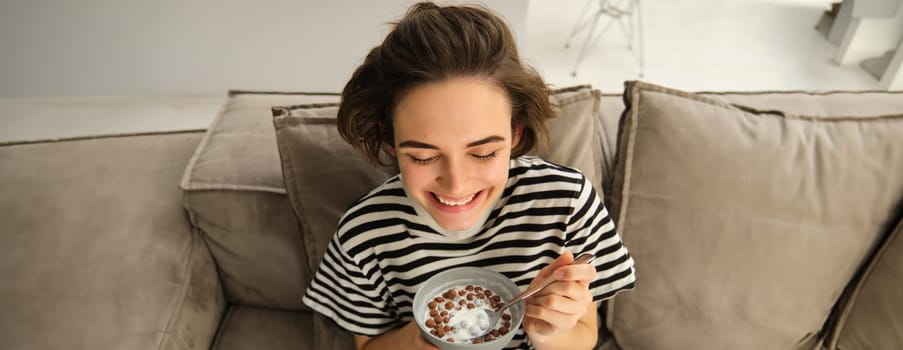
left=597, top=89, right=903, bottom=197
left=180, top=91, right=339, bottom=310
left=271, top=104, right=396, bottom=278
left=606, top=81, right=903, bottom=349
left=271, top=86, right=606, bottom=280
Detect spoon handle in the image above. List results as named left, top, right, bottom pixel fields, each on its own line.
left=507, top=253, right=595, bottom=305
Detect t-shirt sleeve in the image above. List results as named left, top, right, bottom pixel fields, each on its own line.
left=302, top=232, right=398, bottom=336
left=565, top=174, right=636, bottom=302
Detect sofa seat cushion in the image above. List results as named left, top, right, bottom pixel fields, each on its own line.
left=606, top=81, right=903, bottom=349
left=0, top=131, right=224, bottom=350
left=179, top=91, right=339, bottom=310
left=212, top=305, right=314, bottom=350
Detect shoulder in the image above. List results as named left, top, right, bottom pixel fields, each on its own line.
left=510, top=156, right=584, bottom=178
left=334, top=175, right=414, bottom=246
left=508, top=156, right=587, bottom=193
left=345, top=174, right=407, bottom=212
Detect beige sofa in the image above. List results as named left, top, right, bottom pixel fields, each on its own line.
left=1, top=81, right=901, bottom=350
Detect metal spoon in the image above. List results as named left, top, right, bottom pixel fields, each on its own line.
left=469, top=253, right=596, bottom=341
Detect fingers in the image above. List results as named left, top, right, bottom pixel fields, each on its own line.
left=527, top=291, right=588, bottom=315
left=413, top=332, right=437, bottom=350
left=404, top=321, right=438, bottom=350
left=522, top=252, right=598, bottom=339
left=527, top=278, right=592, bottom=319
left=536, top=278, right=593, bottom=299
left=553, top=251, right=575, bottom=269
left=526, top=278, right=593, bottom=322
left=420, top=340, right=439, bottom=350
left=552, top=263, right=596, bottom=284
left=415, top=334, right=438, bottom=350
left=535, top=251, right=575, bottom=280
left=522, top=316, right=556, bottom=337
left=524, top=295, right=587, bottom=333
left=525, top=303, right=577, bottom=331
left=523, top=283, right=593, bottom=337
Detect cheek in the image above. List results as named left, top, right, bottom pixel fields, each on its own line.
left=398, top=163, right=432, bottom=189
left=480, top=158, right=510, bottom=185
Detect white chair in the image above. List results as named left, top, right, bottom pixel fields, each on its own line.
left=565, top=0, right=645, bottom=78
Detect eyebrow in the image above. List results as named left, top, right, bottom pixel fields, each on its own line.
left=397, top=135, right=506, bottom=149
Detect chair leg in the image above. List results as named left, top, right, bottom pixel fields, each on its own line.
left=565, top=0, right=598, bottom=49
left=637, top=0, right=645, bottom=78
left=571, top=9, right=604, bottom=76
left=568, top=0, right=646, bottom=78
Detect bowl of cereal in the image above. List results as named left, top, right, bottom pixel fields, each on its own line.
left=412, top=267, right=525, bottom=350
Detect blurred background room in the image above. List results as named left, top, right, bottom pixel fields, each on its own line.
left=1, top=0, right=900, bottom=143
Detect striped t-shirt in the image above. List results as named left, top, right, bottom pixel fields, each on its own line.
left=303, top=156, right=636, bottom=349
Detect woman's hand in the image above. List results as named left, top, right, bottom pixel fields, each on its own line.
left=522, top=251, right=596, bottom=339
left=354, top=321, right=438, bottom=350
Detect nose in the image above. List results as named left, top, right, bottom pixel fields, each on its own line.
left=438, top=155, right=469, bottom=195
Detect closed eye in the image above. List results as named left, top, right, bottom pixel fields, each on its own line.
left=473, top=151, right=498, bottom=161
left=410, top=155, right=438, bottom=165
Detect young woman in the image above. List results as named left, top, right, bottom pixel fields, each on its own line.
left=302, top=3, right=635, bottom=349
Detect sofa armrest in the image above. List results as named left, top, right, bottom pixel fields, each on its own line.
left=160, top=228, right=227, bottom=350
left=0, top=131, right=225, bottom=349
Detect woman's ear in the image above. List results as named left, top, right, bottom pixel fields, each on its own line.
left=512, top=126, right=523, bottom=149
left=382, top=142, right=396, bottom=157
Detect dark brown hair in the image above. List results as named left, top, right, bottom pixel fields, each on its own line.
left=337, top=1, right=555, bottom=165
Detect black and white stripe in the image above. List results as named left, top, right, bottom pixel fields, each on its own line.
left=303, top=156, right=635, bottom=348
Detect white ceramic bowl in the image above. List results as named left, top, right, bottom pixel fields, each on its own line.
left=412, top=267, right=525, bottom=350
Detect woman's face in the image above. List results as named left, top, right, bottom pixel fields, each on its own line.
left=389, top=77, right=520, bottom=231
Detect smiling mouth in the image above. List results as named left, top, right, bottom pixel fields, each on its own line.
left=432, top=192, right=478, bottom=206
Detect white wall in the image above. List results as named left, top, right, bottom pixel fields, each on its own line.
left=0, top=0, right=526, bottom=97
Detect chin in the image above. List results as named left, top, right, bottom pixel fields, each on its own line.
left=430, top=213, right=478, bottom=230
left=437, top=220, right=478, bottom=231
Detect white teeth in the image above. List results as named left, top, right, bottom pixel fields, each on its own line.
left=435, top=192, right=477, bottom=206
